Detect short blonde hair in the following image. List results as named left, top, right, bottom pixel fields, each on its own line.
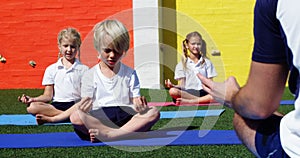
left=93, top=19, right=130, bottom=54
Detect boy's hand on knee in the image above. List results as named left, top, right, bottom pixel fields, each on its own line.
left=133, top=96, right=148, bottom=113
left=78, top=97, right=93, bottom=112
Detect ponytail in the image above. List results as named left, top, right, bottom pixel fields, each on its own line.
left=181, top=39, right=189, bottom=70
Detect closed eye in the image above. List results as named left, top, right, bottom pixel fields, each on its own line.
left=103, top=48, right=119, bottom=54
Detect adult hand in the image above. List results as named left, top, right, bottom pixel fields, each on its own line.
left=133, top=96, right=148, bottom=113
left=197, top=74, right=240, bottom=108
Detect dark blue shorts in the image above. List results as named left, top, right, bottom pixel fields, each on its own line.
left=74, top=106, right=137, bottom=140
left=185, top=89, right=208, bottom=97
left=255, top=115, right=289, bottom=158
left=51, top=101, right=75, bottom=111
left=172, top=89, right=208, bottom=102
left=89, top=106, right=137, bottom=128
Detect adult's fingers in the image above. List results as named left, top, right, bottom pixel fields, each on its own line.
left=197, top=73, right=212, bottom=88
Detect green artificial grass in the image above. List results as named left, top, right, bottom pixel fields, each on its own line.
left=0, top=88, right=294, bottom=158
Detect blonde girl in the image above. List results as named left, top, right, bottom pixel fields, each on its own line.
left=165, top=31, right=217, bottom=104
left=18, top=27, right=89, bottom=124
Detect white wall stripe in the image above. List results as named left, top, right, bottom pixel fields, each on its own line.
left=133, top=0, right=161, bottom=89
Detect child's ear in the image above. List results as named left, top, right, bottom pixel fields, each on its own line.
left=58, top=45, right=62, bottom=54
left=122, top=51, right=127, bottom=57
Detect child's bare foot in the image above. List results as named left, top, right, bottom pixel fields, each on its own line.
left=36, top=114, right=51, bottom=125
left=89, top=129, right=149, bottom=142
left=176, top=95, right=214, bottom=105
left=89, top=129, right=103, bottom=143
left=176, top=98, right=199, bottom=105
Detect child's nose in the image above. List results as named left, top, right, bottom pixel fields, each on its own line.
left=108, top=51, right=115, bottom=58
left=67, top=46, right=72, bottom=51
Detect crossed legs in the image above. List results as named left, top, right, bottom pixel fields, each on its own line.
left=168, top=87, right=213, bottom=104
left=233, top=112, right=285, bottom=157
left=70, top=107, right=160, bottom=142
left=233, top=113, right=259, bottom=157
left=27, top=102, right=66, bottom=125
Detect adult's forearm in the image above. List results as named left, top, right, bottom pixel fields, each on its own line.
left=231, top=87, right=267, bottom=119
left=231, top=62, right=288, bottom=120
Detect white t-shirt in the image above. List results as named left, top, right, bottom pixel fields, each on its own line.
left=174, top=57, right=217, bottom=90
left=81, top=63, right=140, bottom=110
left=42, top=58, right=89, bottom=102
left=277, top=0, right=300, bottom=157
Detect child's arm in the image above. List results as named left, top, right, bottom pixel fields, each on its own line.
left=165, top=78, right=186, bottom=89
left=18, top=85, right=54, bottom=104
left=165, top=79, right=174, bottom=88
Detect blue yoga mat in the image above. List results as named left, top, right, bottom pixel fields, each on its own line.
left=0, top=109, right=225, bottom=126
left=0, top=130, right=241, bottom=148
left=280, top=100, right=294, bottom=105
left=0, top=114, right=70, bottom=126
left=160, top=109, right=224, bottom=119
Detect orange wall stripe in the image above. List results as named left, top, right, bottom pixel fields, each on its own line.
left=0, top=0, right=133, bottom=89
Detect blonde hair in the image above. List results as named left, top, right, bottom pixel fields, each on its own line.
left=57, top=27, right=82, bottom=61
left=181, top=31, right=207, bottom=70
left=93, top=19, right=130, bottom=54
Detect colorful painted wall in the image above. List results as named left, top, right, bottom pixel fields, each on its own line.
left=0, top=0, right=255, bottom=89
left=174, top=0, right=255, bottom=84
left=0, top=0, right=133, bottom=89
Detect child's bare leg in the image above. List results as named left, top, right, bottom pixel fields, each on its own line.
left=36, top=114, right=53, bottom=125
left=35, top=113, right=68, bottom=125
left=80, top=107, right=159, bottom=142
left=27, top=102, right=62, bottom=116
left=168, top=87, right=181, bottom=99
left=35, top=103, right=79, bottom=125
left=176, top=94, right=214, bottom=104
left=169, top=88, right=213, bottom=104
left=73, top=109, right=116, bottom=142
left=70, top=110, right=95, bottom=141
left=119, top=107, right=159, bottom=131
left=96, top=107, right=160, bottom=141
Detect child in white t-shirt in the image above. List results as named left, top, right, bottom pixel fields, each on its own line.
left=18, top=28, right=89, bottom=124
left=165, top=31, right=217, bottom=105
left=67, top=19, right=160, bottom=142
